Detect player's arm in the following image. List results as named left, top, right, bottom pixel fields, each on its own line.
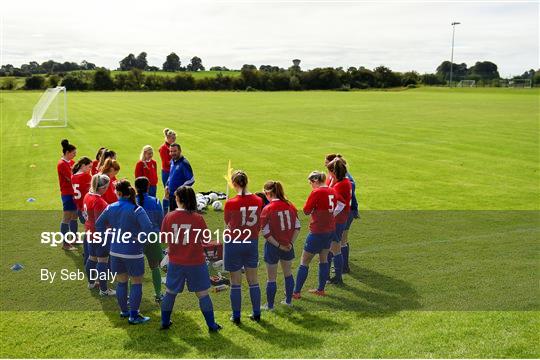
left=303, top=193, right=315, bottom=215
left=135, top=161, right=143, bottom=178
left=180, top=162, right=195, bottom=186
left=291, top=208, right=301, bottom=244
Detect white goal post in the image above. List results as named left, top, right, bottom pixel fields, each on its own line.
left=26, top=86, right=68, bottom=128
left=457, top=80, right=476, bottom=87
left=508, top=79, right=532, bottom=88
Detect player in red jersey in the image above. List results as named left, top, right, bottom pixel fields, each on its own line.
left=224, top=170, right=264, bottom=324
left=135, top=145, right=158, bottom=197
left=71, top=157, right=92, bottom=218
left=99, top=159, right=120, bottom=204
left=95, top=148, right=116, bottom=173
left=159, top=128, right=176, bottom=212
left=326, top=158, right=352, bottom=285
left=160, top=186, right=222, bottom=332
left=293, top=171, right=345, bottom=298
left=91, top=147, right=105, bottom=175
left=82, top=174, right=115, bottom=296
left=260, top=180, right=300, bottom=309
left=57, top=139, right=78, bottom=251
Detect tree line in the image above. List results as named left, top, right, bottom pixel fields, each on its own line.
left=2, top=53, right=538, bottom=90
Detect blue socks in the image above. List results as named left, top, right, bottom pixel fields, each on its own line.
left=318, top=262, right=329, bottom=291
left=249, top=284, right=261, bottom=316
left=96, top=262, right=109, bottom=291
left=129, top=283, right=142, bottom=319
left=230, top=284, right=241, bottom=319
left=60, top=223, right=69, bottom=245
left=334, top=253, right=343, bottom=281
left=284, top=275, right=294, bottom=304
left=266, top=281, right=277, bottom=309
left=69, top=219, right=78, bottom=233
left=327, top=252, right=334, bottom=266
left=116, top=282, right=128, bottom=312
left=161, top=292, right=176, bottom=326
left=199, top=295, right=216, bottom=328
left=342, top=244, right=349, bottom=269
left=85, top=259, right=97, bottom=284
left=294, top=264, right=309, bottom=293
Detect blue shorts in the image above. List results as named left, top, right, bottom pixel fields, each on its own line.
left=304, top=232, right=333, bottom=254
left=161, top=170, right=170, bottom=188
left=264, top=241, right=295, bottom=264
left=344, top=211, right=355, bottom=230
left=61, top=195, right=77, bottom=211
left=166, top=263, right=211, bottom=293
left=224, top=239, right=259, bottom=272
left=148, top=185, right=157, bottom=197
left=334, top=222, right=347, bottom=242
left=88, top=240, right=110, bottom=258
left=110, top=256, right=145, bottom=277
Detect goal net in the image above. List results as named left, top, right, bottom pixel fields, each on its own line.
left=508, top=79, right=532, bottom=88
left=457, top=80, right=476, bottom=87
left=26, top=86, right=68, bottom=128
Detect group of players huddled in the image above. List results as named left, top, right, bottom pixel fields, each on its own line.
left=56, top=128, right=359, bottom=331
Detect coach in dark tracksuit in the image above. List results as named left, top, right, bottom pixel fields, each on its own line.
left=165, top=143, right=194, bottom=211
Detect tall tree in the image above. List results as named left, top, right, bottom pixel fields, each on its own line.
left=135, top=52, right=148, bottom=70
left=119, top=53, right=137, bottom=71
left=162, top=52, right=181, bottom=72
left=468, top=61, right=499, bottom=80
left=436, top=61, right=468, bottom=82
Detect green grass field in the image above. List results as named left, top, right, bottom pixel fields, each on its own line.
left=0, top=88, right=538, bottom=358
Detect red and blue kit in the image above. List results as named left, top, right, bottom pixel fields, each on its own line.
left=261, top=199, right=300, bottom=246
left=102, top=175, right=118, bottom=204
left=331, top=178, right=352, bottom=225
left=57, top=158, right=74, bottom=195
left=224, top=194, right=264, bottom=239
left=303, top=186, right=344, bottom=234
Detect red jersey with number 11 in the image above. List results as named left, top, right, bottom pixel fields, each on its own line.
left=261, top=199, right=301, bottom=245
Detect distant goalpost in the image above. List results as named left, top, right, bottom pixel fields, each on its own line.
left=457, top=80, right=476, bottom=87
left=508, top=79, right=532, bottom=88
left=26, top=86, right=68, bottom=128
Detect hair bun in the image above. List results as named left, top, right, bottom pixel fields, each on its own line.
left=61, top=139, right=70, bottom=148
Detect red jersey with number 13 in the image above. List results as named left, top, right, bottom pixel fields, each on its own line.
left=224, top=194, right=263, bottom=239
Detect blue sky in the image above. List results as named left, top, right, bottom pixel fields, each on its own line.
left=1, top=0, right=538, bottom=77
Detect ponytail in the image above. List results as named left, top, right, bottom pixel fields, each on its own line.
left=61, top=139, right=76, bottom=155
left=72, top=156, right=92, bottom=175
left=134, top=176, right=150, bottom=207
left=95, top=147, right=105, bottom=161
left=263, top=180, right=289, bottom=203
left=115, top=179, right=137, bottom=207
left=327, top=158, right=347, bottom=181
left=231, top=170, right=248, bottom=196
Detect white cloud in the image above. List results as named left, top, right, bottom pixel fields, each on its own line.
left=1, top=0, right=538, bottom=76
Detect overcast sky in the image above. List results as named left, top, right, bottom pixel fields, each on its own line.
left=1, top=0, right=538, bottom=77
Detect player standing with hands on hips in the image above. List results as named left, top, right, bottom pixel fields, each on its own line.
left=165, top=143, right=194, bottom=211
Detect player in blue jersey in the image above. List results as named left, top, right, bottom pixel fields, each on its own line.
left=95, top=179, right=154, bottom=325
left=165, top=143, right=194, bottom=211
left=325, top=154, right=359, bottom=273
left=134, top=176, right=164, bottom=303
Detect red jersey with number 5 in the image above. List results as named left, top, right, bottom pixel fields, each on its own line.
left=303, top=186, right=344, bottom=234
left=161, top=209, right=207, bottom=266
left=224, top=194, right=263, bottom=239
left=71, top=172, right=92, bottom=210
left=332, top=178, right=352, bottom=224
left=57, top=158, right=74, bottom=195
left=261, top=199, right=301, bottom=245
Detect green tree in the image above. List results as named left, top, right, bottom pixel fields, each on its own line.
left=135, top=52, right=148, bottom=70
left=119, top=53, right=137, bottom=71
left=163, top=52, right=181, bottom=72
left=24, top=75, right=45, bottom=89
left=467, top=61, right=499, bottom=80
left=186, top=56, right=204, bottom=71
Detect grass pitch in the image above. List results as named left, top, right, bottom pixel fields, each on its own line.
left=0, top=88, right=538, bottom=358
